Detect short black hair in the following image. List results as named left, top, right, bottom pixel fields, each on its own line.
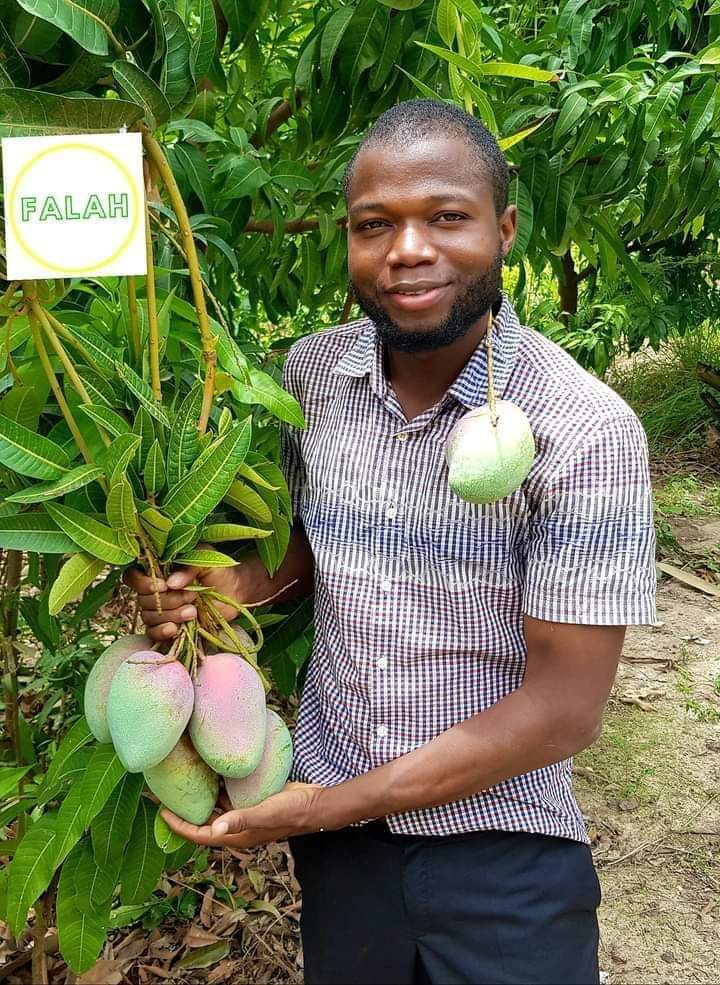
left=342, top=98, right=509, bottom=217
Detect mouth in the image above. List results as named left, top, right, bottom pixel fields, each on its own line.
left=385, top=283, right=450, bottom=312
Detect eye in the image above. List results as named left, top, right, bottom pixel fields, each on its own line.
left=359, top=219, right=388, bottom=230
left=436, top=212, right=465, bottom=222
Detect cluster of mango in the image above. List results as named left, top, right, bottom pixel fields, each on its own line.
left=84, top=635, right=292, bottom=823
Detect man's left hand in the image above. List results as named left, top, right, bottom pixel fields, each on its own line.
left=161, top=781, right=325, bottom=848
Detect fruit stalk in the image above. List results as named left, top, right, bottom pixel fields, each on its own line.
left=140, top=128, right=216, bottom=435
left=485, top=311, right=498, bottom=427
left=143, top=200, right=162, bottom=401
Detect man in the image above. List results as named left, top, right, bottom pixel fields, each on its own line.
left=126, top=100, right=657, bottom=984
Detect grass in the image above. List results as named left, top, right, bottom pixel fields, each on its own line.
left=575, top=706, right=667, bottom=805
left=609, top=319, right=720, bottom=454
left=675, top=667, right=720, bottom=724
left=654, top=473, right=720, bottom=517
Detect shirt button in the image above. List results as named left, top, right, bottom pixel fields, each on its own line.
left=386, top=505, right=397, bottom=520
left=396, top=432, right=409, bottom=442
left=381, top=580, right=392, bottom=592
left=377, top=656, right=388, bottom=670
left=376, top=724, right=388, bottom=737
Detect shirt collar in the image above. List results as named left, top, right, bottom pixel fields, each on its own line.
left=333, top=292, right=523, bottom=408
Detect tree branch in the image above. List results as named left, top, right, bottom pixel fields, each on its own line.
left=250, top=92, right=302, bottom=148
left=577, top=264, right=596, bottom=283
left=242, top=216, right=347, bottom=235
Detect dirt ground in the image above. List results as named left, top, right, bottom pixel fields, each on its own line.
left=579, top=575, right=720, bottom=985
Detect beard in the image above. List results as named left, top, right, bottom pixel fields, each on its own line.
left=350, top=248, right=504, bottom=354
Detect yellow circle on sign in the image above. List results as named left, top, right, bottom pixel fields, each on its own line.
left=8, top=142, right=141, bottom=276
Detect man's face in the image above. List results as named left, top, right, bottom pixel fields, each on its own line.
left=346, top=135, right=517, bottom=353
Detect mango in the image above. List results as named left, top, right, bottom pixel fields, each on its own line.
left=206, top=626, right=254, bottom=655
left=189, top=652, right=266, bottom=779
left=144, top=734, right=219, bottom=824
left=445, top=399, right=535, bottom=504
left=224, top=709, right=293, bottom=809
left=107, top=650, right=194, bottom=772
left=84, top=635, right=150, bottom=743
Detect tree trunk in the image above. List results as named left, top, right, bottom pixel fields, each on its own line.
left=558, top=249, right=579, bottom=324
left=1, top=549, right=23, bottom=767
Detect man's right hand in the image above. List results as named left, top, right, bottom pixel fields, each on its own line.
left=123, top=560, right=244, bottom=642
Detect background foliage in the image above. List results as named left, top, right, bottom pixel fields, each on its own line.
left=1, top=0, right=719, bottom=977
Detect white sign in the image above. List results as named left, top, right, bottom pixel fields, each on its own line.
left=2, top=132, right=147, bottom=280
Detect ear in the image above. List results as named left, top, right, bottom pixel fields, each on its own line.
left=499, top=204, right=517, bottom=257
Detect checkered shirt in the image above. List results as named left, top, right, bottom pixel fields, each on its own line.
left=279, top=294, right=657, bottom=842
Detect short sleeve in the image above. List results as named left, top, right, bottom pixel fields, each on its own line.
left=523, top=413, right=657, bottom=625
left=280, top=351, right=307, bottom=518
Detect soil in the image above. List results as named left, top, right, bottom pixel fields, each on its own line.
left=580, top=575, right=720, bottom=985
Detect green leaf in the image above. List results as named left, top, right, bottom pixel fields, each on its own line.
left=642, top=79, right=683, bottom=143
left=14, top=0, right=118, bottom=56
left=59, top=322, right=120, bottom=377
left=120, top=799, right=165, bottom=905
left=49, top=553, right=105, bottom=615
left=106, top=475, right=136, bottom=530
left=238, top=461, right=280, bottom=492
left=6, top=465, right=103, bottom=504
left=98, top=433, right=142, bottom=484
left=112, top=59, right=172, bottom=126
left=0, top=89, right=143, bottom=137
left=78, top=746, right=126, bottom=826
left=590, top=212, right=652, bottom=303
left=6, top=814, right=57, bottom=935
left=553, top=91, right=588, bottom=144
left=174, top=548, right=237, bottom=567
left=320, top=6, right=355, bottom=81
left=162, top=9, right=194, bottom=107
left=37, top=718, right=93, bottom=804
left=57, top=841, right=107, bottom=974
left=166, top=382, right=202, bottom=488
left=416, top=44, right=560, bottom=82
left=162, top=522, right=200, bottom=561
left=0, top=413, right=70, bottom=479
left=201, top=522, right=271, bottom=541
left=37, top=748, right=93, bottom=807
left=133, top=407, right=155, bottom=468
left=192, top=0, right=217, bottom=80
left=398, top=66, right=445, bottom=101
left=163, top=419, right=252, bottom=524
left=0, top=765, right=32, bottom=799
left=0, top=513, right=77, bottom=553
left=51, top=782, right=87, bottom=869
left=232, top=368, right=305, bottom=428
left=0, top=21, right=30, bottom=87
left=173, top=142, right=213, bottom=211
left=177, top=940, right=230, bottom=969
left=144, top=439, right=166, bottom=496
left=374, top=0, right=424, bottom=7
left=224, top=480, right=273, bottom=525
left=215, top=156, right=271, bottom=201
left=73, top=839, right=121, bottom=914
left=153, top=811, right=188, bottom=853
left=115, top=362, right=170, bottom=429
left=684, top=78, right=717, bottom=145
left=507, top=177, right=533, bottom=262
left=45, top=503, right=136, bottom=565
left=139, top=506, right=173, bottom=555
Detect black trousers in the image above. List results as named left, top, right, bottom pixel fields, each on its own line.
left=289, top=822, right=601, bottom=985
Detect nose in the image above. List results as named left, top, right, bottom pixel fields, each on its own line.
left=386, top=222, right=438, bottom=267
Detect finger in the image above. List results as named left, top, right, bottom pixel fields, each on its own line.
left=146, top=622, right=180, bottom=641
left=161, top=809, right=220, bottom=845
left=218, top=789, right=233, bottom=812
left=166, top=565, right=204, bottom=591
left=123, top=568, right=166, bottom=594
left=210, top=809, right=251, bottom=838
left=136, top=590, right=197, bottom=611
left=141, top=607, right=196, bottom=628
